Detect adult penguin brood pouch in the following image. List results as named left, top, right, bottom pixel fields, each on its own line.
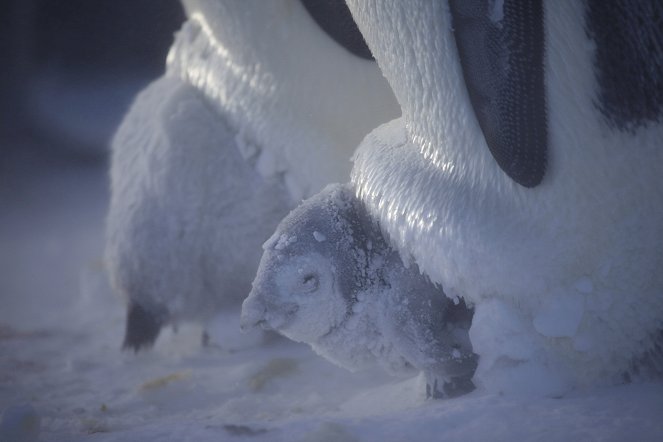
left=347, top=0, right=663, bottom=393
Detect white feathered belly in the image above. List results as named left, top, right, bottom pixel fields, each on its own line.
left=352, top=118, right=663, bottom=387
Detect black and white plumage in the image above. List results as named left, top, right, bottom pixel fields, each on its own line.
left=346, top=0, right=663, bottom=392
left=449, top=0, right=547, bottom=187
left=240, top=184, right=477, bottom=399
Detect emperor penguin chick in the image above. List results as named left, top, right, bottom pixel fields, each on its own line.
left=241, top=184, right=477, bottom=398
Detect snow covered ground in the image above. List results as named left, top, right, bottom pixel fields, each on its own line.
left=1, top=137, right=663, bottom=442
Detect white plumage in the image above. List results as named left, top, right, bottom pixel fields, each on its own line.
left=346, top=0, right=663, bottom=393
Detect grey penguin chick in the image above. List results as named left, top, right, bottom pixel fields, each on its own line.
left=241, top=184, right=477, bottom=398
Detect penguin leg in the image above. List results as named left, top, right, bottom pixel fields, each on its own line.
left=122, top=302, right=164, bottom=352
left=425, top=376, right=444, bottom=400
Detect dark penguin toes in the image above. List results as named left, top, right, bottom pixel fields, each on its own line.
left=122, top=302, right=164, bottom=352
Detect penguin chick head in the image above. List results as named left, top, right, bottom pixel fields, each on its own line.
left=242, top=250, right=347, bottom=343
left=241, top=184, right=367, bottom=343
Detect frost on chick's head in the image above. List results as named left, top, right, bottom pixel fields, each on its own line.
left=241, top=184, right=364, bottom=344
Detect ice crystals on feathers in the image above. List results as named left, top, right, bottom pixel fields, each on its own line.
left=241, top=184, right=477, bottom=399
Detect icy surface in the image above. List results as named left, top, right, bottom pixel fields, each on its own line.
left=2, top=143, right=663, bottom=442
left=348, top=0, right=663, bottom=390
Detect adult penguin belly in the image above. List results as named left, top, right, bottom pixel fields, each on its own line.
left=348, top=0, right=663, bottom=393
left=171, top=0, right=399, bottom=200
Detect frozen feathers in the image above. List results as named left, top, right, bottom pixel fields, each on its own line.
left=241, top=185, right=477, bottom=398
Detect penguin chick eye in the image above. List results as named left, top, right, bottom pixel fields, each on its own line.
left=300, top=273, right=319, bottom=292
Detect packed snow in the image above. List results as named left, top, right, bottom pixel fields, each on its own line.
left=2, top=150, right=662, bottom=441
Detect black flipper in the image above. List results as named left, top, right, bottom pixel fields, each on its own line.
left=585, top=0, right=663, bottom=132
left=300, top=0, right=374, bottom=60
left=449, top=0, right=547, bottom=188
left=122, top=302, right=164, bottom=352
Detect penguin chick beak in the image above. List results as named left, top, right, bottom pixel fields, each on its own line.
left=240, top=294, right=267, bottom=332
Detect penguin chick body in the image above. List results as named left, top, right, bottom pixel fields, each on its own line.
left=241, top=184, right=477, bottom=398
